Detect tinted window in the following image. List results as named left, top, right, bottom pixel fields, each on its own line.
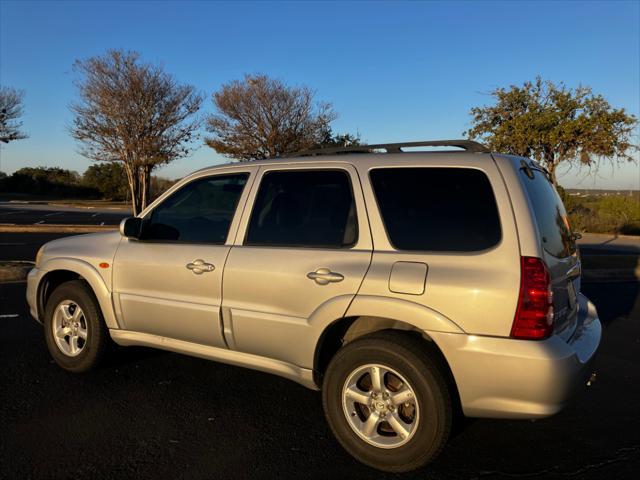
left=370, top=168, right=501, bottom=251
left=245, top=170, right=357, bottom=248
left=522, top=169, right=576, bottom=258
left=142, top=173, right=248, bottom=243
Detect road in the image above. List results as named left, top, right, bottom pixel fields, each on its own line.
left=0, top=276, right=638, bottom=478
left=0, top=232, right=76, bottom=261
left=0, top=202, right=129, bottom=226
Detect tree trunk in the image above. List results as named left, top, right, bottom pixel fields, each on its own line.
left=121, top=162, right=154, bottom=216
left=142, top=164, right=152, bottom=211
left=122, top=163, right=139, bottom=216
left=547, top=162, right=558, bottom=186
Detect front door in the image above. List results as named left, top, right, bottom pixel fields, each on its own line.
left=113, top=168, right=255, bottom=347
left=222, top=165, right=373, bottom=367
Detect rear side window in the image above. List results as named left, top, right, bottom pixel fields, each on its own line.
left=245, top=170, right=357, bottom=248
left=370, top=168, right=501, bottom=252
left=522, top=169, right=576, bottom=258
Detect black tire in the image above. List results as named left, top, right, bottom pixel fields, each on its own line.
left=43, top=280, right=108, bottom=373
left=322, top=331, right=452, bottom=473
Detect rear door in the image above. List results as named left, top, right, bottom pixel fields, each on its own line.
left=221, top=164, right=372, bottom=368
left=520, top=166, right=580, bottom=340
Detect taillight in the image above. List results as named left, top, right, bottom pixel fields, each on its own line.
left=511, top=256, right=554, bottom=340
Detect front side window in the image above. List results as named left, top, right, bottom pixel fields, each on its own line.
left=245, top=170, right=358, bottom=248
left=370, top=167, right=501, bottom=252
left=142, top=173, right=249, bottom=243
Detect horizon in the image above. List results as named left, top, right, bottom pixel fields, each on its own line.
left=1, top=0, right=639, bottom=189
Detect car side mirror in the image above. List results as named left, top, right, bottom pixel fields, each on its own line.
left=119, top=217, right=142, bottom=239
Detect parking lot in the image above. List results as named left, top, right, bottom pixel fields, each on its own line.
left=0, top=202, right=129, bottom=226
left=0, top=229, right=638, bottom=479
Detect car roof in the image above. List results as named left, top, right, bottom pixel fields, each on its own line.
left=190, top=139, right=496, bottom=175
left=193, top=151, right=495, bottom=176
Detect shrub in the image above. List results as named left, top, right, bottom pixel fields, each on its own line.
left=564, top=193, right=640, bottom=235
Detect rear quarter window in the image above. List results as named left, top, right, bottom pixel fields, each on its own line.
left=370, top=167, right=501, bottom=252
left=521, top=169, right=576, bottom=258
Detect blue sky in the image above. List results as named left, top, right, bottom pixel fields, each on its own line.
left=1, top=0, right=638, bottom=189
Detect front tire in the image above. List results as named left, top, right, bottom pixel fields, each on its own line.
left=44, top=280, right=108, bottom=373
left=322, top=331, right=452, bottom=472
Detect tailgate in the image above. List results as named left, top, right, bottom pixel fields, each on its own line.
left=546, top=254, right=581, bottom=341
left=519, top=163, right=580, bottom=341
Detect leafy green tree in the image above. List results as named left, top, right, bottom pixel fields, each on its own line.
left=466, top=77, right=638, bottom=185
left=3, top=166, right=99, bottom=197
left=83, top=163, right=129, bottom=200
left=317, top=127, right=361, bottom=148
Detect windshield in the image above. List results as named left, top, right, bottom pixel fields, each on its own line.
left=522, top=168, right=576, bottom=258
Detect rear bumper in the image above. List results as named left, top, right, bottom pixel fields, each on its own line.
left=430, top=293, right=601, bottom=419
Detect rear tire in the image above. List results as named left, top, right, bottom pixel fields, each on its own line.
left=44, top=280, right=108, bottom=373
left=322, top=331, right=452, bottom=472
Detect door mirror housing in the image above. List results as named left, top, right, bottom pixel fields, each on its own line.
left=119, top=217, right=142, bottom=239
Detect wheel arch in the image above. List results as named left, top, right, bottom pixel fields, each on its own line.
left=38, top=258, right=118, bottom=329
left=314, top=316, right=463, bottom=421
left=312, top=295, right=464, bottom=409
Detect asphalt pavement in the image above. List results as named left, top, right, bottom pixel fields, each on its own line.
left=0, top=232, right=74, bottom=261
left=0, top=202, right=129, bottom=226
left=0, top=219, right=639, bottom=478
left=0, top=276, right=639, bottom=479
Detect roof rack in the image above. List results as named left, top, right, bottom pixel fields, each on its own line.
left=291, top=139, right=490, bottom=157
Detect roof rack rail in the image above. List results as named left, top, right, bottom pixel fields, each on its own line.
left=291, top=139, right=490, bottom=157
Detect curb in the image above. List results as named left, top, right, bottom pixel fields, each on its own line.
left=0, top=224, right=117, bottom=233
left=0, top=261, right=34, bottom=283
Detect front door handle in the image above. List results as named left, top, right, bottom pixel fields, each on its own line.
left=307, top=268, right=344, bottom=285
left=186, top=259, right=215, bottom=275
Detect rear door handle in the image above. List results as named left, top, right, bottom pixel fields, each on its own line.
left=186, top=259, right=215, bottom=275
left=307, top=268, right=344, bottom=285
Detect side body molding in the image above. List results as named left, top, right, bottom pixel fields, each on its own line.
left=38, top=257, right=119, bottom=329
left=345, top=295, right=465, bottom=334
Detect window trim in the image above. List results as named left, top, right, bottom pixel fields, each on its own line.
left=137, top=172, right=252, bottom=246
left=368, top=166, right=503, bottom=253
left=242, top=168, right=360, bottom=250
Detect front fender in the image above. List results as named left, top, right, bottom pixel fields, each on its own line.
left=38, top=257, right=119, bottom=329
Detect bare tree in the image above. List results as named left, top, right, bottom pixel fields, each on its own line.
left=70, top=50, right=203, bottom=214
left=0, top=87, right=27, bottom=143
left=205, top=74, right=337, bottom=160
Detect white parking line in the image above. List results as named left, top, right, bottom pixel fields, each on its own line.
left=34, top=221, right=45, bottom=224
left=91, top=213, right=100, bottom=217
left=100, top=222, right=105, bottom=225
left=44, top=212, right=64, bottom=217
left=0, top=314, right=19, bottom=319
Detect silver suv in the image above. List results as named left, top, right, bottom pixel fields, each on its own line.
left=27, top=140, right=601, bottom=472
